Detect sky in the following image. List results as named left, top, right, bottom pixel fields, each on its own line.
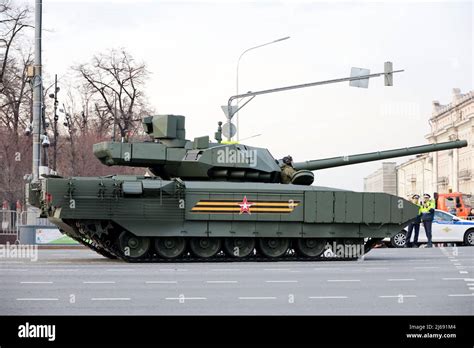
left=25, top=0, right=473, bottom=190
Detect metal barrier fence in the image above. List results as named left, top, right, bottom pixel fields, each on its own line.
left=1, top=210, right=19, bottom=236
left=1, top=209, right=55, bottom=238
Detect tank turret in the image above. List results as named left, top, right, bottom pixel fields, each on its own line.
left=93, top=114, right=468, bottom=184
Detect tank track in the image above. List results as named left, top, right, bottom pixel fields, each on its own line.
left=69, top=235, right=117, bottom=260
left=67, top=220, right=381, bottom=263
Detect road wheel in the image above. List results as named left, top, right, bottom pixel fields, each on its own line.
left=117, top=231, right=150, bottom=259
left=154, top=237, right=186, bottom=259
left=391, top=230, right=407, bottom=248
left=258, top=238, right=290, bottom=258
left=223, top=238, right=255, bottom=258
left=295, top=238, right=326, bottom=257
left=463, top=229, right=474, bottom=246
left=189, top=237, right=221, bottom=258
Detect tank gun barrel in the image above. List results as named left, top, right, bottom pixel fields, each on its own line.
left=293, top=140, right=468, bottom=171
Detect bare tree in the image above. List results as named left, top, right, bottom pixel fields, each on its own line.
left=0, top=1, right=32, bottom=205
left=0, top=0, right=32, bottom=137
left=0, top=0, right=32, bottom=89
left=74, top=49, right=150, bottom=140
left=0, top=50, right=32, bottom=136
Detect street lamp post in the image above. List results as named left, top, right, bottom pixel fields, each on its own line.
left=32, top=0, right=43, bottom=182
left=235, top=36, right=290, bottom=141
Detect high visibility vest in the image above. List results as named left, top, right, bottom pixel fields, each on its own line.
left=420, top=199, right=435, bottom=214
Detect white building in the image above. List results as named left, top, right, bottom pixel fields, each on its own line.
left=363, top=162, right=397, bottom=195
left=365, top=89, right=473, bottom=198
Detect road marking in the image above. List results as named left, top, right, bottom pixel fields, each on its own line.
left=166, top=297, right=207, bottom=300
left=0, top=268, right=28, bottom=271
left=146, top=281, right=178, bottom=284
left=327, top=279, right=360, bottom=282
left=466, top=283, right=474, bottom=286
left=450, top=259, right=459, bottom=262
left=469, top=287, right=474, bottom=291
left=106, top=269, right=135, bottom=272
left=464, top=278, right=474, bottom=282
left=264, top=268, right=290, bottom=271
left=314, top=268, right=342, bottom=271
left=16, top=298, right=58, bottom=301
left=309, top=296, right=348, bottom=299
left=265, top=280, right=298, bottom=283
left=91, top=298, right=130, bottom=301
left=442, top=278, right=466, bottom=280
left=454, top=263, right=462, bottom=266
left=387, top=279, right=415, bottom=281
left=206, top=280, right=238, bottom=284
left=83, top=281, right=116, bottom=284
left=459, top=271, right=468, bottom=274
left=20, top=281, right=53, bottom=284
left=46, top=261, right=74, bottom=264
left=51, top=269, right=79, bottom=272
left=414, top=266, right=439, bottom=269
left=238, top=297, right=277, bottom=300
left=211, top=269, right=240, bottom=272
left=366, top=267, right=389, bottom=270
left=379, top=295, right=417, bottom=298
left=448, top=294, right=474, bottom=297
left=1, top=261, right=25, bottom=264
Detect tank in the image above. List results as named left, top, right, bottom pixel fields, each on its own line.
left=30, top=114, right=468, bottom=262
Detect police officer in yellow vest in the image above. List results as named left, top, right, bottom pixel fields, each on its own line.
left=406, top=194, right=422, bottom=248
left=420, top=193, right=436, bottom=248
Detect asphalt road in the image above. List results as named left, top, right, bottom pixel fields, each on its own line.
left=0, top=246, right=473, bottom=315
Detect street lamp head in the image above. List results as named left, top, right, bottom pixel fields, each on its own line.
left=273, top=36, right=290, bottom=43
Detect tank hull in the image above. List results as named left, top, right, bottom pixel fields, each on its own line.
left=39, top=176, right=418, bottom=262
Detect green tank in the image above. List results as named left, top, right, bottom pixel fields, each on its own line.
left=30, top=114, right=468, bottom=262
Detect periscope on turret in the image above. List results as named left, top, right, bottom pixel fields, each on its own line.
left=29, top=114, right=468, bottom=262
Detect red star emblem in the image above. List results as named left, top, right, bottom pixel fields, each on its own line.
left=239, top=196, right=253, bottom=215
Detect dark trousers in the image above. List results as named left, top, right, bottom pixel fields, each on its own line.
left=406, top=222, right=420, bottom=246
left=422, top=220, right=433, bottom=246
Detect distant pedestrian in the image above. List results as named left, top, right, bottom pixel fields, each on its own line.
left=406, top=194, right=421, bottom=248
left=420, top=193, right=436, bottom=248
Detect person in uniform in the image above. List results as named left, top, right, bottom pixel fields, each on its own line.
left=280, top=156, right=296, bottom=184
left=406, top=194, right=421, bottom=248
left=420, top=193, right=436, bottom=248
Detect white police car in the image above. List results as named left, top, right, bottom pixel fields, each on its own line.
left=387, top=210, right=474, bottom=248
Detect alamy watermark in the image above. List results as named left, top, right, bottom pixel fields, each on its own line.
left=0, top=242, right=38, bottom=262
left=216, top=148, right=257, bottom=167
left=324, top=241, right=364, bottom=258
left=18, top=322, right=55, bottom=341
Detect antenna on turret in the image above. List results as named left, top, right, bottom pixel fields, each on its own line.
left=240, top=134, right=262, bottom=142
